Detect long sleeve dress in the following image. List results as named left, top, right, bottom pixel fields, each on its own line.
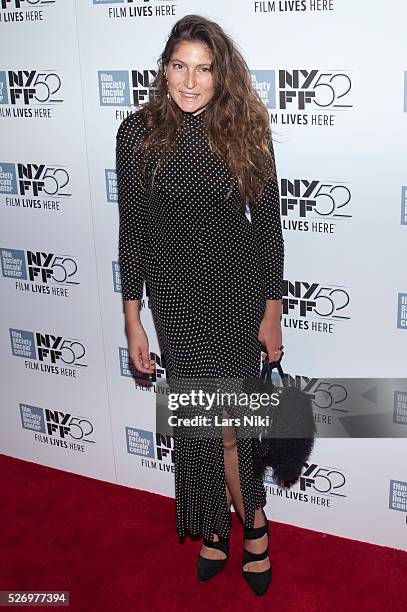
left=116, top=106, right=284, bottom=541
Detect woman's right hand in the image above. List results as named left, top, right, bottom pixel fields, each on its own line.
left=127, top=323, right=156, bottom=374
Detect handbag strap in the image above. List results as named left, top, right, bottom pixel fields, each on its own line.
left=260, top=351, right=285, bottom=382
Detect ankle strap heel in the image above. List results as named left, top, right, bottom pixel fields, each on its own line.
left=197, top=536, right=230, bottom=583
left=244, top=522, right=269, bottom=540
left=242, top=509, right=271, bottom=597
left=202, top=537, right=229, bottom=556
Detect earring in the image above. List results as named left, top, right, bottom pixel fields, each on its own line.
left=164, top=72, right=172, bottom=102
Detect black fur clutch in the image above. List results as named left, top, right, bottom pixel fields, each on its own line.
left=251, top=354, right=317, bottom=488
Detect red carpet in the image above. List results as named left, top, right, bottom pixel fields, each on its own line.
left=1, top=453, right=406, bottom=611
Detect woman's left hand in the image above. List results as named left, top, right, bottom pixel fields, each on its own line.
left=257, top=315, right=283, bottom=362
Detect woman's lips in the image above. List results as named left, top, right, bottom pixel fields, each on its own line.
left=180, top=92, right=199, bottom=99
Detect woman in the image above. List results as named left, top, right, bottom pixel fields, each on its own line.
left=116, top=14, right=284, bottom=597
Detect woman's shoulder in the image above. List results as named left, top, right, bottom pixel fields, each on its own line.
left=116, top=107, right=147, bottom=145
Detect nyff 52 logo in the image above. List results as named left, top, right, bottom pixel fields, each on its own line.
left=0, top=70, right=63, bottom=105
left=251, top=69, right=353, bottom=111
left=0, top=162, right=71, bottom=197
left=10, top=328, right=87, bottom=368
left=283, top=281, right=351, bottom=320
left=1, top=249, right=79, bottom=286
left=298, top=462, right=347, bottom=496
left=266, top=461, right=347, bottom=499
left=281, top=179, right=352, bottom=218
left=20, top=403, right=95, bottom=445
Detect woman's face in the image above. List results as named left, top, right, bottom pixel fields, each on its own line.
left=165, top=41, right=215, bottom=114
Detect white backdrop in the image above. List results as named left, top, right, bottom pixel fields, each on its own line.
left=1, top=0, right=406, bottom=552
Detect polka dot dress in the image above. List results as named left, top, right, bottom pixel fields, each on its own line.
left=116, top=106, right=284, bottom=540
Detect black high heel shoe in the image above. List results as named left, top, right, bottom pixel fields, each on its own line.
left=241, top=507, right=272, bottom=596
left=197, top=536, right=229, bottom=582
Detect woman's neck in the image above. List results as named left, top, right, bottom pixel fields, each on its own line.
left=192, top=105, right=207, bottom=116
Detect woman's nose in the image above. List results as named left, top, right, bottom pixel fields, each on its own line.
left=184, top=70, right=197, bottom=89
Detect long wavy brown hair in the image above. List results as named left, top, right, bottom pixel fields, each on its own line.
left=136, top=14, right=276, bottom=212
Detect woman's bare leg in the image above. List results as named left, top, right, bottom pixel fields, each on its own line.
left=201, top=415, right=270, bottom=572
left=200, top=409, right=270, bottom=571
left=222, top=419, right=270, bottom=572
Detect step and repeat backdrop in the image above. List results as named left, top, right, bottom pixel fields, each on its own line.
left=1, top=1, right=406, bottom=551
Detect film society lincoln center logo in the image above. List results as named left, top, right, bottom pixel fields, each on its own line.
left=126, top=427, right=174, bottom=473
left=98, top=69, right=157, bottom=109
left=250, top=69, right=352, bottom=125
left=389, top=480, right=407, bottom=516
left=397, top=293, right=407, bottom=330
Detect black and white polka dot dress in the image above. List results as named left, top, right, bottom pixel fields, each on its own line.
left=116, top=106, right=284, bottom=541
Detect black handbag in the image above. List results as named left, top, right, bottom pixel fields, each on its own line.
left=251, top=353, right=317, bottom=487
